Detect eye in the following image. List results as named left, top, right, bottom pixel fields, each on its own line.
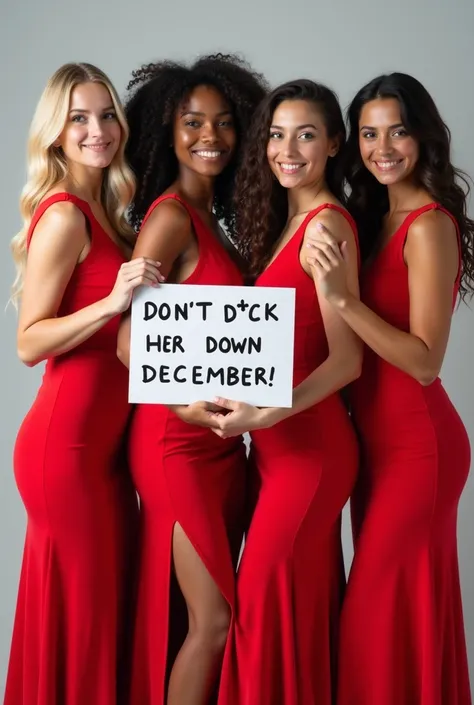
left=269, top=131, right=283, bottom=140
left=184, top=120, right=201, bottom=128
left=393, top=128, right=408, bottom=137
left=71, top=114, right=86, bottom=123
left=218, top=120, right=233, bottom=128
left=299, top=132, right=314, bottom=140
left=361, top=130, right=376, bottom=139
left=103, top=111, right=117, bottom=120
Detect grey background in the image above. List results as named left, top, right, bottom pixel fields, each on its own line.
left=1, top=0, right=473, bottom=697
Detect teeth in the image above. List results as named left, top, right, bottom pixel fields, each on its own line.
left=280, top=163, right=303, bottom=172
left=376, top=160, right=401, bottom=169
left=195, top=150, right=223, bottom=158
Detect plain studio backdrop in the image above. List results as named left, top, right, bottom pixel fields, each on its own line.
left=1, top=0, right=473, bottom=697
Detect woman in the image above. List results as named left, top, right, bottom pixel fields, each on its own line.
left=5, top=63, right=161, bottom=705
left=116, top=54, right=267, bottom=705
left=212, top=79, right=362, bottom=705
left=306, top=72, right=473, bottom=705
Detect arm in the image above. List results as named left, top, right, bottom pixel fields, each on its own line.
left=116, top=199, right=221, bottom=430
left=17, top=203, right=161, bottom=367
left=116, top=199, right=193, bottom=367
left=307, top=210, right=459, bottom=386
left=213, top=211, right=362, bottom=435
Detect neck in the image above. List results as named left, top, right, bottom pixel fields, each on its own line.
left=387, top=178, right=427, bottom=215
left=178, top=166, right=215, bottom=212
left=67, top=162, right=104, bottom=202
left=287, top=177, right=328, bottom=219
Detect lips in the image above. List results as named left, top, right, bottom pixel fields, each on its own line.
left=81, top=142, right=111, bottom=152
left=193, top=150, right=226, bottom=160
left=373, top=159, right=403, bottom=171
left=278, top=162, right=305, bottom=175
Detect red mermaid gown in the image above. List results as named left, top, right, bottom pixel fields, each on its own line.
left=218, top=204, right=360, bottom=705
left=5, top=193, right=138, bottom=705
left=339, top=203, right=472, bottom=705
left=127, top=194, right=247, bottom=704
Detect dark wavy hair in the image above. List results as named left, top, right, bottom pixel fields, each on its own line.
left=345, top=72, right=474, bottom=300
left=232, top=79, right=346, bottom=276
left=124, top=53, right=268, bottom=236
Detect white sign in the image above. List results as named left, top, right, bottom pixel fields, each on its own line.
left=129, top=284, right=295, bottom=407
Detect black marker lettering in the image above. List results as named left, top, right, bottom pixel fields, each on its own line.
left=224, top=304, right=237, bottom=323
left=195, top=301, right=213, bottom=321
left=158, top=365, right=170, bottom=383
left=265, top=303, right=278, bottom=321
left=248, top=304, right=261, bottom=322
left=142, top=365, right=157, bottom=383
left=174, top=365, right=187, bottom=383
left=144, top=302, right=158, bottom=321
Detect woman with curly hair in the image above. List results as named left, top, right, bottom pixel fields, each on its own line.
left=5, top=63, right=161, bottom=705
left=116, top=54, right=268, bottom=705
left=211, top=79, right=362, bottom=705
left=306, top=73, right=473, bottom=705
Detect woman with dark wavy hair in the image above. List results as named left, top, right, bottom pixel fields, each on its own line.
left=212, top=80, right=362, bottom=705
left=306, top=72, right=473, bottom=705
left=116, top=54, right=267, bottom=705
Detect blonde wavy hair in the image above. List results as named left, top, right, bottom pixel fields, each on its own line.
left=10, top=62, right=136, bottom=305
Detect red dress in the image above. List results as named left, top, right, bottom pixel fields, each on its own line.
left=5, top=193, right=137, bottom=705
left=4, top=193, right=138, bottom=705
left=218, top=204, right=360, bottom=705
left=127, top=194, right=247, bottom=704
left=340, top=203, right=471, bottom=705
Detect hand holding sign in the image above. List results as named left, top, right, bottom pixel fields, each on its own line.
left=210, top=397, right=266, bottom=438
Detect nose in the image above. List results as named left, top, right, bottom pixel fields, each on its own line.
left=89, top=115, right=105, bottom=138
left=376, top=132, right=393, bottom=156
left=201, top=121, right=218, bottom=144
left=281, top=135, right=298, bottom=158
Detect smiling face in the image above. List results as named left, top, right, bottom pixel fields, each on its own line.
left=358, top=97, right=419, bottom=186
left=266, top=99, right=339, bottom=190
left=173, top=84, right=236, bottom=178
left=56, top=81, right=121, bottom=169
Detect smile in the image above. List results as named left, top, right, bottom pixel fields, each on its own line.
left=81, top=143, right=111, bottom=152
left=373, top=159, right=403, bottom=170
left=193, top=150, right=226, bottom=160
left=278, top=162, right=305, bottom=174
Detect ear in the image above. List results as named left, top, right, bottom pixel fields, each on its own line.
left=328, top=134, right=340, bottom=158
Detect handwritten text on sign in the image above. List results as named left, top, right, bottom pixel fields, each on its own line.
left=129, top=284, right=295, bottom=407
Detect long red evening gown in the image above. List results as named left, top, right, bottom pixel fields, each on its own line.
left=5, top=193, right=138, bottom=705
left=218, top=204, right=360, bottom=705
left=339, top=203, right=471, bottom=705
left=127, top=193, right=247, bottom=704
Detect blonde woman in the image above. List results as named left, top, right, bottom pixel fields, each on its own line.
left=5, top=63, right=162, bottom=705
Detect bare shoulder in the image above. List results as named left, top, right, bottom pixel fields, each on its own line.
left=408, top=208, right=457, bottom=244
left=405, top=209, right=459, bottom=278
left=143, top=197, right=193, bottom=236
left=305, top=206, right=356, bottom=245
left=30, top=201, right=88, bottom=252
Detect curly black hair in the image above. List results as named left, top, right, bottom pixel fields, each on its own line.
left=345, top=72, right=474, bottom=300
left=124, top=53, right=268, bottom=235
left=232, top=79, right=347, bottom=276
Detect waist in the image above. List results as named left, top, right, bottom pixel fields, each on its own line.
left=349, top=358, right=462, bottom=430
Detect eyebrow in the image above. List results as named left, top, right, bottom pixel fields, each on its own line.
left=270, top=123, right=319, bottom=131
left=180, top=110, right=233, bottom=117
left=69, top=106, right=115, bottom=114
left=359, top=122, right=404, bottom=131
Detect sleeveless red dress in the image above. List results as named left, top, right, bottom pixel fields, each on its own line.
left=339, top=203, right=471, bottom=705
left=127, top=194, right=247, bottom=704
left=218, top=204, right=360, bottom=705
left=5, top=194, right=138, bottom=705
